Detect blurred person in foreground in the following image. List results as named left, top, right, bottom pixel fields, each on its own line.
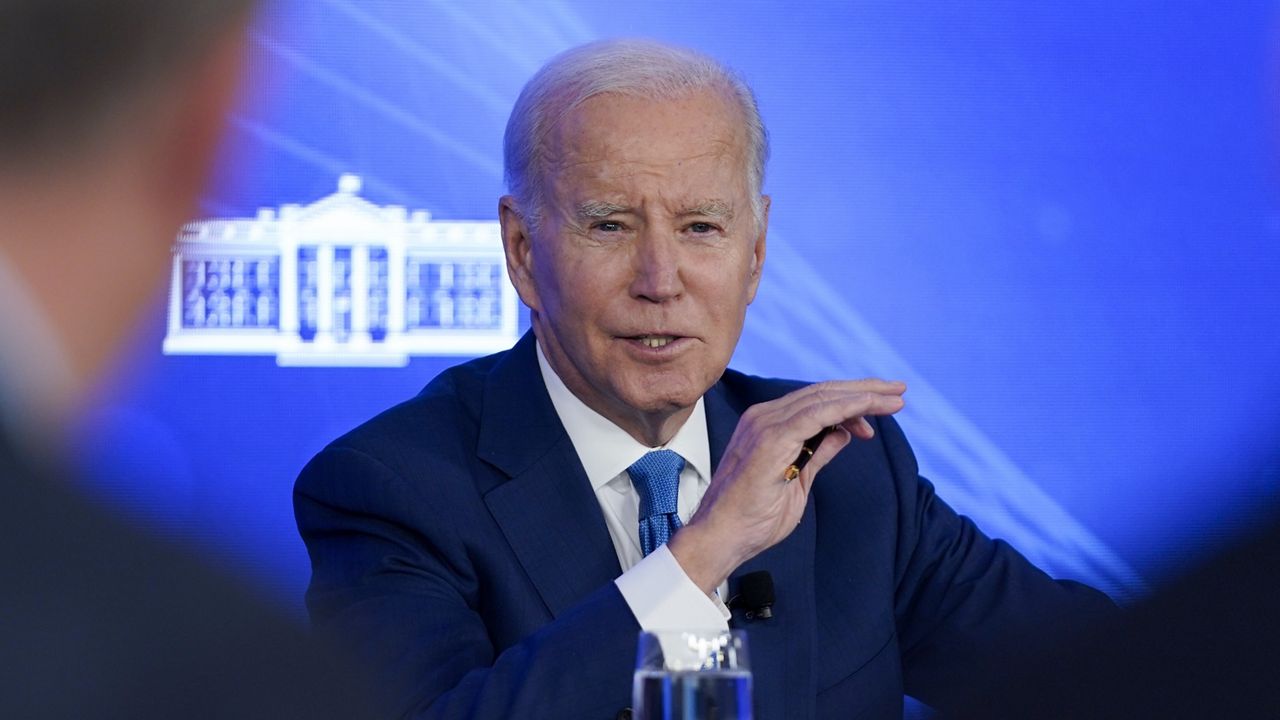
left=957, top=509, right=1280, bottom=719
left=0, top=1, right=373, bottom=717
left=296, top=39, right=1117, bottom=719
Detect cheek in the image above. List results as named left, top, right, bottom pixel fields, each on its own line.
left=700, top=283, right=754, bottom=353
left=538, top=258, right=610, bottom=332
left=702, top=258, right=756, bottom=312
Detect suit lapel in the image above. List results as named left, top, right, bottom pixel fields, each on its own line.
left=706, top=381, right=817, bottom=720
left=478, top=333, right=623, bottom=618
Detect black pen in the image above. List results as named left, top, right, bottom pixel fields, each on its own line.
left=784, top=426, right=839, bottom=482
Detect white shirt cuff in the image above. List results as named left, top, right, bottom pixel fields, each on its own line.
left=614, top=544, right=731, bottom=631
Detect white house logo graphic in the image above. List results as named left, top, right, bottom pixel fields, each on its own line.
left=163, top=175, right=518, bottom=366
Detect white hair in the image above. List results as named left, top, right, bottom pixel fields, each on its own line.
left=503, top=38, right=770, bottom=229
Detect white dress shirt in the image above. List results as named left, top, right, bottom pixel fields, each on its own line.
left=536, top=342, right=730, bottom=631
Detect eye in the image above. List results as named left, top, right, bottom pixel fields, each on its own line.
left=687, top=222, right=718, bottom=234
left=593, top=221, right=624, bottom=233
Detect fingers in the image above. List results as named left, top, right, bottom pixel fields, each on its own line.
left=842, top=416, right=875, bottom=441
left=687, top=378, right=907, bottom=576
left=796, top=425, right=852, bottom=492
left=772, top=379, right=905, bottom=416
left=772, top=379, right=905, bottom=484
left=774, top=379, right=906, bottom=442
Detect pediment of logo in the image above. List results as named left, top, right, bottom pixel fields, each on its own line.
left=293, top=196, right=393, bottom=238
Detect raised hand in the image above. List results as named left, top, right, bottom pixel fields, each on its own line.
left=669, top=380, right=907, bottom=594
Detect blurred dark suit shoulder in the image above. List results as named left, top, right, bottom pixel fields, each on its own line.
left=0, top=428, right=377, bottom=719
left=958, top=512, right=1280, bottom=719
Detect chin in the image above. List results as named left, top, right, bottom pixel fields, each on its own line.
left=620, top=382, right=705, bottom=416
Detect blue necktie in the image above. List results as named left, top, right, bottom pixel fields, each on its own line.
left=627, top=450, right=686, bottom=557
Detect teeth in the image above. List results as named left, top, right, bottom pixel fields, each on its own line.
left=638, top=335, right=675, bottom=348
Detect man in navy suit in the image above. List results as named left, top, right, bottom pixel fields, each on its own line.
left=296, top=39, right=1114, bottom=719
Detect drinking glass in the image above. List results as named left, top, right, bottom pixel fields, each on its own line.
left=632, top=629, right=752, bottom=720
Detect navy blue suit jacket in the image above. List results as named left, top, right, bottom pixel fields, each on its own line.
left=295, top=332, right=1114, bottom=719
left=0, top=415, right=375, bottom=719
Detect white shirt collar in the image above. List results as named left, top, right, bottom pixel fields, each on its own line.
left=535, top=339, right=711, bottom=491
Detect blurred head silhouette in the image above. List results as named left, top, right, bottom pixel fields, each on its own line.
left=0, top=0, right=254, bottom=436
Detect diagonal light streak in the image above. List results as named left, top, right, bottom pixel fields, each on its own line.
left=317, top=0, right=511, bottom=114
left=503, top=1, right=593, bottom=50
left=228, top=116, right=424, bottom=207
left=251, top=32, right=503, bottom=179
left=740, top=235, right=1147, bottom=602
left=419, top=0, right=546, bottom=72
left=540, top=0, right=596, bottom=45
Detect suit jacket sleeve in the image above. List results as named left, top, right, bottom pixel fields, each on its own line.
left=877, top=416, right=1118, bottom=710
left=295, top=444, right=639, bottom=719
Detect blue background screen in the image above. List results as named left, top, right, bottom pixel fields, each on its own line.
left=77, top=1, right=1280, bottom=622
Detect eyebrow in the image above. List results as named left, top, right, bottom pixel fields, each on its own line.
left=678, top=200, right=734, bottom=220
left=573, top=199, right=736, bottom=220
left=576, top=201, right=630, bottom=219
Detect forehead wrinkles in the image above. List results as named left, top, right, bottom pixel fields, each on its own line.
left=552, top=164, right=746, bottom=230
left=548, top=141, right=748, bottom=222
left=552, top=144, right=742, bottom=189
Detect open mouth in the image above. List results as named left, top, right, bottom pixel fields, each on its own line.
left=622, top=334, right=689, bottom=352
left=635, top=335, right=677, bottom=349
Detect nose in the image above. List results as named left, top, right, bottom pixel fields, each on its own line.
left=628, top=230, right=684, bottom=303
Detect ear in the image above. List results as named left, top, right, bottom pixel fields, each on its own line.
left=745, top=195, right=770, bottom=304
left=499, top=195, right=543, bottom=312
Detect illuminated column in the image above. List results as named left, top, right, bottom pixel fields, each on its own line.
left=500, top=260, right=518, bottom=338
left=387, top=233, right=406, bottom=338
left=279, top=217, right=299, bottom=342
left=438, top=261, right=455, bottom=327
left=316, top=242, right=335, bottom=344
left=350, top=243, right=370, bottom=344
left=168, top=248, right=184, bottom=337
